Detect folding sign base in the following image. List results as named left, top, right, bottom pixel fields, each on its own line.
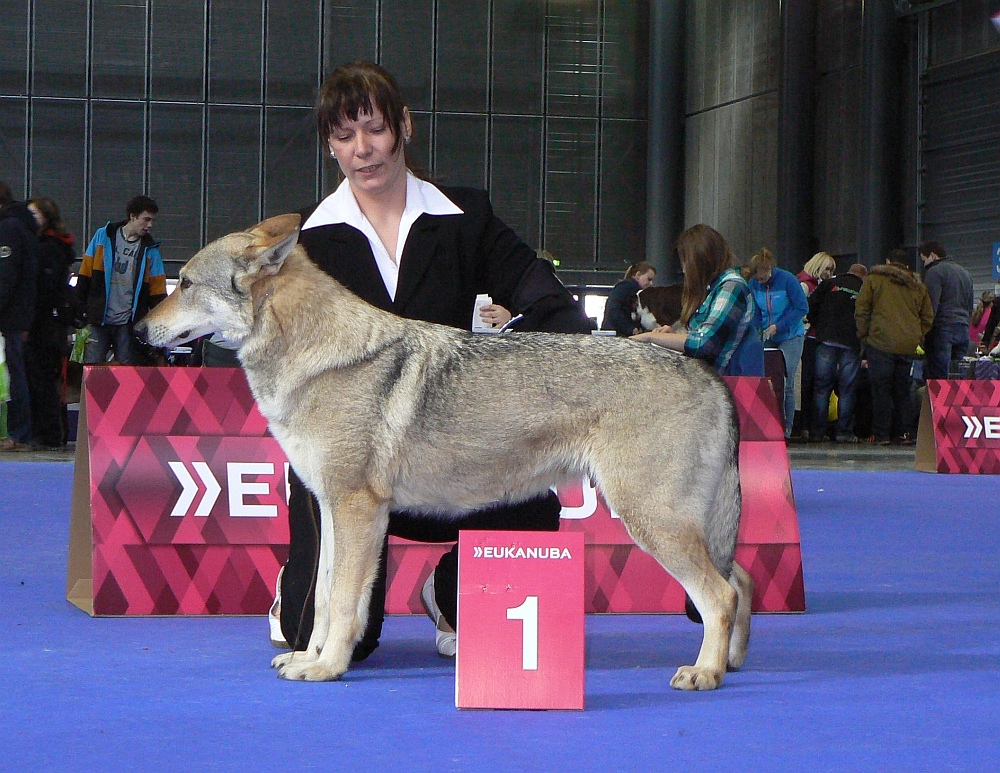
left=456, top=530, right=585, bottom=710
left=915, top=379, right=1000, bottom=473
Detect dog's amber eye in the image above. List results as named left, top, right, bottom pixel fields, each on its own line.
left=180, top=277, right=192, bottom=290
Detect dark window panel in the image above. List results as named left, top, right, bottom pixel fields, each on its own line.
left=490, top=115, right=542, bottom=249
left=149, top=102, right=204, bottom=272
left=92, top=0, right=148, bottom=99
left=30, top=98, right=86, bottom=248
left=598, top=119, right=646, bottom=271
left=264, top=107, right=317, bottom=216
left=544, top=117, right=597, bottom=267
left=405, top=110, right=432, bottom=180
left=435, top=0, right=488, bottom=113
left=209, top=0, right=263, bottom=104
left=32, top=0, right=88, bottom=97
left=266, top=0, right=320, bottom=106
left=0, top=97, right=28, bottom=197
left=380, top=0, right=433, bottom=111
left=151, top=0, right=206, bottom=102
left=434, top=113, right=486, bottom=189
left=206, top=105, right=261, bottom=242
left=322, top=0, right=377, bottom=78
left=0, top=0, right=29, bottom=95
left=602, top=2, right=648, bottom=120
left=546, top=0, right=600, bottom=118
left=492, top=0, right=544, bottom=115
left=89, top=101, right=146, bottom=237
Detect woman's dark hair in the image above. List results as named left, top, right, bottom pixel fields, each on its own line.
left=315, top=61, right=408, bottom=155
left=29, top=196, right=71, bottom=239
left=624, top=261, right=656, bottom=280
left=675, top=224, right=736, bottom=324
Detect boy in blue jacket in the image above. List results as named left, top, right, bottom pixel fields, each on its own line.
left=76, top=195, right=167, bottom=364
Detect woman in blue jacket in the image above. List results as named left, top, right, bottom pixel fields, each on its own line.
left=748, top=248, right=809, bottom=438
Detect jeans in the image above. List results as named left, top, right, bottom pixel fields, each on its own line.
left=811, top=343, right=861, bottom=439
left=3, top=332, right=31, bottom=442
left=84, top=323, right=137, bottom=365
left=923, top=324, right=969, bottom=380
left=774, top=334, right=804, bottom=437
left=865, top=347, right=915, bottom=441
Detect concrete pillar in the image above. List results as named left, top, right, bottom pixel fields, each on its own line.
left=645, top=0, right=685, bottom=284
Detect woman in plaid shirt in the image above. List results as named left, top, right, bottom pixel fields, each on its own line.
left=633, top=224, right=763, bottom=376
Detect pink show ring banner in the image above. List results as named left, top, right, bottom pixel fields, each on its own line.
left=77, top=368, right=803, bottom=615
left=925, top=378, right=1000, bottom=473
left=82, top=366, right=288, bottom=615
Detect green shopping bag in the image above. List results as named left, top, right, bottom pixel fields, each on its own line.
left=0, top=332, right=10, bottom=404
left=70, top=328, right=89, bottom=364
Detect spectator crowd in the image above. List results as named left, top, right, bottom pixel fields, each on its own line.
left=2, top=172, right=998, bottom=454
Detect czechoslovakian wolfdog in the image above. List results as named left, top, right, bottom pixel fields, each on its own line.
left=136, top=214, right=752, bottom=690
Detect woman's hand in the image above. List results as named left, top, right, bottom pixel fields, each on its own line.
left=478, top=304, right=512, bottom=329
left=763, top=324, right=778, bottom=339
left=631, top=329, right=686, bottom=351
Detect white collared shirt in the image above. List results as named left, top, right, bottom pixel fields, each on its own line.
left=302, top=172, right=463, bottom=301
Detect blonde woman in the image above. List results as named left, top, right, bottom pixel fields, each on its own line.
left=798, top=251, right=836, bottom=297
left=796, top=250, right=835, bottom=438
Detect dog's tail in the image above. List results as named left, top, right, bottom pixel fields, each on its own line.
left=685, top=390, right=742, bottom=624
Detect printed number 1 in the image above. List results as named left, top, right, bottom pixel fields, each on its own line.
left=506, top=596, right=538, bottom=670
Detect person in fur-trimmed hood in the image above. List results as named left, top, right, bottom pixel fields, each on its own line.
left=855, top=250, right=933, bottom=445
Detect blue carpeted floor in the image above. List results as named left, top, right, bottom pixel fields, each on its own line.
left=2, top=462, right=998, bottom=772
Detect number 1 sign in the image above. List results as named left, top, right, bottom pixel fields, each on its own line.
left=455, top=530, right=585, bottom=710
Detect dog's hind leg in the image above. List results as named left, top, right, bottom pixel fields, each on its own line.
left=278, top=488, right=387, bottom=682
left=654, top=532, right=736, bottom=690
left=611, top=495, right=737, bottom=691
left=727, top=562, right=753, bottom=670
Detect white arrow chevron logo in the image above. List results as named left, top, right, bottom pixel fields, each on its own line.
left=168, top=461, right=222, bottom=517
left=962, top=415, right=983, bottom=439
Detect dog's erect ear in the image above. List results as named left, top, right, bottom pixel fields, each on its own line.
left=242, top=213, right=302, bottom=272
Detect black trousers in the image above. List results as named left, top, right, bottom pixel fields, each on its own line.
left=279, top=468, right=562, bottom=659
left=24, top=335, right=65, bottom=447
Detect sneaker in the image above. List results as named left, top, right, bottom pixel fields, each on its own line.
left=897, top=434, right=916, bottom=446
left=268, top=566, right=288, bottom=648
left=0, top=437, right=30, bottom=452
left=420, top=569, right=456, bottom=658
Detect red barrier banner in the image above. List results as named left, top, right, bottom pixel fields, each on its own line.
left=915, top=379, right=1000, bottom=474
left=68, top=368, right=804, bottom=616
left=67, top=367, right=289, bottom=615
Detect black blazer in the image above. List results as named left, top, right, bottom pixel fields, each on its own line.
left=297, top=186, right=593, bottom=334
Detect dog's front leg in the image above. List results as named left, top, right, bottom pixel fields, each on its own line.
left=277, top=489, right=388, bottom=681
left=270, top=493, right=338, bottom=672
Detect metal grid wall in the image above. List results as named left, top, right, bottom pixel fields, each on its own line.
left=0, top=0, right=648, bottom=280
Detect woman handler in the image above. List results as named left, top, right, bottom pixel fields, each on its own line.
left=274, top=61, right=593, bottom=660
left=632, top=224, right=763, bottom=377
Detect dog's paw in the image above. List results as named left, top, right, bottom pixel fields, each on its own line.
left=669, top=665, right=723, bottom=691
left=277, top=660, right=345, bottom=682
left=271, top=648, right=323, bottom=669
left=270, top=651, right=296, bottom=669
